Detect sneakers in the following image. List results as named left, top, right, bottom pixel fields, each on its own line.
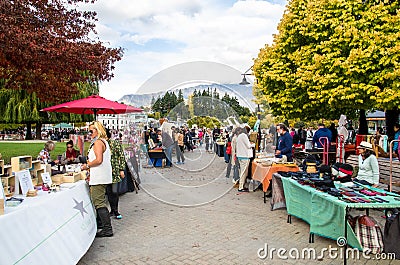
left=238, top=188, right=249, bottom=192
left=110, top=210, right=123, bottom=219
left=176, top=161, right=182, bottom=165
left=114, top=212, right=122, bottom=219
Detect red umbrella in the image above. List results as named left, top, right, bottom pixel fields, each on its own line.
left=41, top=95, right=142, bottom=119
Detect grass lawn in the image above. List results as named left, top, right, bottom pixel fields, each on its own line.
left=0, top=142, right=90, bottom=164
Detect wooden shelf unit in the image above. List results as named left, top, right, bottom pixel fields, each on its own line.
left=30, top=160, right=44, bottom=185
left=1, top=165, right=14, bottom=196
left=32, top=168, right=45, bottom=185
left=11, top=156, right=32, bottom=172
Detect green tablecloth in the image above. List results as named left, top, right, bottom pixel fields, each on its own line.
left=282, top=177, right=400, bottom=250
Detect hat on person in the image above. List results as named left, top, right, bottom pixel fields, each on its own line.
left=357, top=141, right=373, bottom=150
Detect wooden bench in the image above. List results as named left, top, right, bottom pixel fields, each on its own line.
left=346, top=154, right=400, bottom=194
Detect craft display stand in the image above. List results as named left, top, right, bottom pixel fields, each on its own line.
left=30, top=160, right=44, bottom=185
left=0, top=165, right=13, bottom=196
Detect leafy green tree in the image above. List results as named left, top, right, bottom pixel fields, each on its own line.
left=254, top=0, right=400, bottom=135
left=0, top=75, right=98, bottom=139
left=177, top=90, right=184, bottom=103
left=187, top=116, right=220, bottom=129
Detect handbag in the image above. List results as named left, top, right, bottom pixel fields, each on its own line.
left=355, top=215, right=384, bottom=254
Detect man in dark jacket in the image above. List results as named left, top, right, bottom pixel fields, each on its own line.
left=313, top=123, right=332, bottom=148
left=275, top=124, right=293, bottom=162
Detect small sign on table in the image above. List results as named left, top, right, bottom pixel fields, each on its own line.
left=41, top=172, right=52, bottom=186
left=16, top=170, right=34, bottom=196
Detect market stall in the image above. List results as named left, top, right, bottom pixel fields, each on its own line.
left=0, top=180, right=96, bottom=265
left=251, top=158, right=299, bottom=203
left=281, top=176, right=400, bottom=251
left=148, top=149, right=172, bottom=167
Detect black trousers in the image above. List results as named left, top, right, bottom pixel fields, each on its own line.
left=106, top=183, right=119, bottom=213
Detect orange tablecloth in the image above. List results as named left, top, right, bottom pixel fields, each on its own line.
left=251, top=161, right=299, bottom=192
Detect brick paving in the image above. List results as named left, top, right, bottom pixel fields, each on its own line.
left=78, top=146, right=398, bottom=265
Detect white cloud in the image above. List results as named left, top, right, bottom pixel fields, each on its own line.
left=80, top=0, right=287, bottom=101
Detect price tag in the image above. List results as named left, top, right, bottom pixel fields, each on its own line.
left=41, top=172, right=52, bottom=186
left=16, top=170, right=34, bottom=195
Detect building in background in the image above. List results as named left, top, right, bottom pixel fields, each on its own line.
left=99, top=113, right=148, bottom=130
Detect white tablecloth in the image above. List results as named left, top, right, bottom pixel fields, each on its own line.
left=0, top=180, right=96, bottom=265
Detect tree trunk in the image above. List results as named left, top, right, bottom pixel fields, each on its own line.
left=25, top=123, right=33, bottom=140
left=385, top=109, right=399, bottom=140
left=358, top=109, right=368, bottom=135
left=35, top=122, right=42, bottom=140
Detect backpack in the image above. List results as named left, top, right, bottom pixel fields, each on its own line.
left=226, top=142, right=232, bottom=155
left=184, top=133, right=191, bottom=143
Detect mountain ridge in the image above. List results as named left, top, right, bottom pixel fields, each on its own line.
left=119, top=83, right=256, bottom=111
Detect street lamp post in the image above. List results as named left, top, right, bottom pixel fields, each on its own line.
left=239, top=66, right=262, bottom=152
left=257, top=104, right=262, bottom=152
left=239, top=66, right=253, bottom=85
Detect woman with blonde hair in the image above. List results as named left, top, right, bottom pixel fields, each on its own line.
left=81, top=121, right=113, bottom=237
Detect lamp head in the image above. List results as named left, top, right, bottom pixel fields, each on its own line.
left=239, top=74, right=250, bottom=85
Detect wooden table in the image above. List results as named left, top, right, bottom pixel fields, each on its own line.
left=251, top=161, right=299, bottom=203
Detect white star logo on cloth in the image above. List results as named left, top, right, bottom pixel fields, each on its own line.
left=73, top=198, right=88, bottom=218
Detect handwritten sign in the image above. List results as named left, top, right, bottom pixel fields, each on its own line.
left=16, top=170, right=34, bottom=196
left=41, top=172, right=52, bottom=186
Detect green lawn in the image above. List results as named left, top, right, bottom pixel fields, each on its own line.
left=0, top=142, right=90, bottom=164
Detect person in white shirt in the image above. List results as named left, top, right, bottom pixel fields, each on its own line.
left=235, top=126, right=255, bottom=192
left=354, top=141, right=379, bottom=186
left=81, top=121, right=113, bottom=237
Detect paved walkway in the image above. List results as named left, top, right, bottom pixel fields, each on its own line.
left=78, top=146, right=397, bottom=265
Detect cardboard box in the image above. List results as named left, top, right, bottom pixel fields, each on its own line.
left=51, top=174, right=64, bottom=185
left=62, top=173, right=80, bottom=183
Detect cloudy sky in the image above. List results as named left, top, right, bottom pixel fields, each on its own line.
left=82, top=0, right=288, bottom=100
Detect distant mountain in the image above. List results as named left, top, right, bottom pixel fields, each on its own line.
left=119, top=83, right=256, bottom=111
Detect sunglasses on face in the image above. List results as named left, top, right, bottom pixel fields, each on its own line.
left=67, top=146, right=73, bottom=149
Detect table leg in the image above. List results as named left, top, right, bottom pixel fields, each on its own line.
left=264, top=192, right=266, bottom=203
left=344, top=207, right=349, bottom=265
left=309, top=233, right=314, bottom=243
left=287, top=215, right=291, bottom=224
